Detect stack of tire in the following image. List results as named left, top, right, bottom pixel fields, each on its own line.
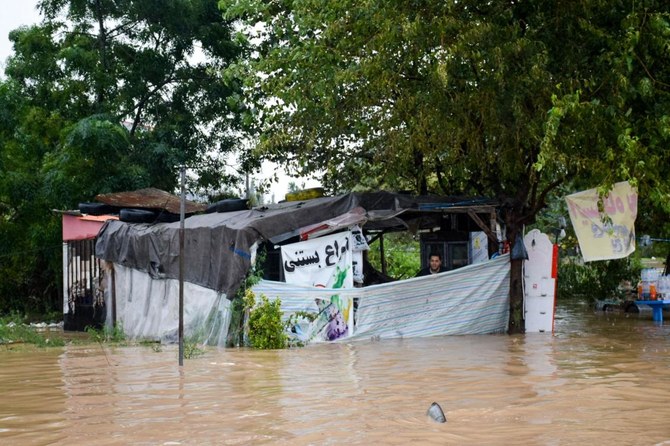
left=78, top=203, right=181, bottom=224
left=119, top=208, right=181, bottom=223
left=79, top=197, right=249, bottom=224
left=78, top=202, right=117, bottom=216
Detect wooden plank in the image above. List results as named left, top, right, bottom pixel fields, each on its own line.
left=467, top=209, right=498, bottom=243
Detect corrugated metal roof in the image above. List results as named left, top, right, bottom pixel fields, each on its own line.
left=95, top=188, right=207, bottom=214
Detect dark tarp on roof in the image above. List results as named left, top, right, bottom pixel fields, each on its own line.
left=94, top=191, right=497, bottom=299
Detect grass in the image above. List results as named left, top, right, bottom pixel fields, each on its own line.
left=1, top=313, right=208, bottom=359
left=0, top=313, right=65, bottom=348
left=85, top=324, right=126, bottom=344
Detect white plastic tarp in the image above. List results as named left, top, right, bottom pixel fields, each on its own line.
left=105, top=264, right=232, bottom=345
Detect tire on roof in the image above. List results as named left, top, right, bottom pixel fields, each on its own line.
left=155, top=210, right=181, bottom=223
left=78, top=202, right=117, bottom=215
left=205, top=198, right=248, bottom=213
left=119, top=208, right=157, bottom=223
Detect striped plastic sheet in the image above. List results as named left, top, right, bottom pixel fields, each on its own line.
left=252, top=254, right=510, bottom=342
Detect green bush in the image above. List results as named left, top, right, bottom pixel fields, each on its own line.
left=227, top=248, right=267, bottom=347
left=557, top=256, right=641, bottom=301
left=244, top=289, right=288, bottom=349
left=183, top=338, right=205, bottom=358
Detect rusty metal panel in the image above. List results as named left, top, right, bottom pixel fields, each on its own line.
left=95, top=188, right=207, bottom=214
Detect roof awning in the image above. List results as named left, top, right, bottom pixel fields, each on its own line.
left=269, top=207, right=367, bottom=244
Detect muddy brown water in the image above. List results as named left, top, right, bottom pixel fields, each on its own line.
left=1, top=302, right=670, bottom=445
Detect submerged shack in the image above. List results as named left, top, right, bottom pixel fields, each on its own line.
left=91, top=190, right=512, bottom=345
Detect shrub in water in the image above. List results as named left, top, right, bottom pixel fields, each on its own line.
left=244, top=289, right=288, bottom=349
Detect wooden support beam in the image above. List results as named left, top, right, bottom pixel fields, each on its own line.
left=467, top=209, right=498, bottom=243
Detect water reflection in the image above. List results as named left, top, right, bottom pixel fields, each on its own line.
left=1, top=302, right=670, bottom=445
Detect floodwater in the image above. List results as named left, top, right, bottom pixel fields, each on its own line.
left=2, top=302, right=670, bottom=446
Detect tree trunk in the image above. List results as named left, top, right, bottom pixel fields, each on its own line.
left=504, top=209, right=526, bottom=334
left=94, top=0, right=108, bottom=109
left=413, top=149, right=427, bottom=195
left=508, top=257, right=525, bottom=334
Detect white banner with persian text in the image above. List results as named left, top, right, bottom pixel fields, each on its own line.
left=280, top=232, right=355, bottom=341
left=281, top=231, right=353, bottom=289
left=565, top=181, right=638, bottom=262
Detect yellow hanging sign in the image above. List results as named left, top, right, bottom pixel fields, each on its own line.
left=565, top=181, right=638, bottom=262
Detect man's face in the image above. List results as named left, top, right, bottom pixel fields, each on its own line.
left=429, top=255, right=442, bottom=272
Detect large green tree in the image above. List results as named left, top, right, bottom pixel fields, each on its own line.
left=222, top=0, right=670, bottom=332
left=0, top=0, right=245, bottom=314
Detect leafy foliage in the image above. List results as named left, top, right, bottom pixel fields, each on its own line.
left=183, top=338, right=206, bottom=359
left=367, top=232, right=420, bottom=280
left=0, top=0, right=246, bottom=315
left=243, top=289, right=288, bottom=350
left=222, top=0, right=670, bottom=331
left=557, top=257, right=642, bottom=302
left=226, top=247, right=267, bottom=347
left=223, top=0, right=669, bottom=218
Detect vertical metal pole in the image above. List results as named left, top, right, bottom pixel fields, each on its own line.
left=111, top=265, right=117, bottom=327
left=179, top=166, right=185, bottom=366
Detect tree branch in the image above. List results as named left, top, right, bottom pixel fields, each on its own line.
left=106, top=20, right=140, bottom=39
left=634, top=52, right=670, bottom=89
left=128, top=73, right=176, bottom=136
left=519, top=177, right=565, bottom=224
